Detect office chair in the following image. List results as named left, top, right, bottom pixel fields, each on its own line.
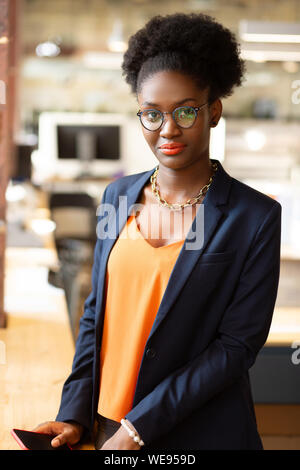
left=49, top=192, right=97, bottom=251
left=48, top=192, right=97, bottom=340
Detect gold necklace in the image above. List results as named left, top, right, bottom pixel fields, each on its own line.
left=150, top=161, right=218, bottom=211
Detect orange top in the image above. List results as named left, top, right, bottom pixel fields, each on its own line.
left=97, top=214, right=185, bottom=421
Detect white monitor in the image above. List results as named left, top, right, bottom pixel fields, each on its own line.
left=210, top=117, right=225, bottom=163
left=33, top=112, right=127, bottom=182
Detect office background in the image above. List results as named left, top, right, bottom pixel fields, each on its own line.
left=1, top=0, right=300, bottom=450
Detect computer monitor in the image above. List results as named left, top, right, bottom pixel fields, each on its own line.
left=57, top=124, right=120, bottom=162
left=34, top=112, right=127, bottom=181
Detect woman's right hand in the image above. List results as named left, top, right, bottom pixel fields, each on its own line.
left=33, top=420, right=84, bottom=448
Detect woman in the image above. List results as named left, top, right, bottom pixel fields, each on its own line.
left=34, top=13, right=281, bottom=450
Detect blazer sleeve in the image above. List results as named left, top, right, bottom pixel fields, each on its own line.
left=55, top=186, right=108, bottom=431
left=125, top=201, right=282, bottom=445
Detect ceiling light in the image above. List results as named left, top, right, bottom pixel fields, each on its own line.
left=241, top=51, right=266, bottom=63
left=107, top=19, right=127, bottom=53
left=240, top=42, right=300, bottom=62
left=36, top=41, right=61, bottom=57
left=240, top=20, right=300, bottom=43
left=244, top=130, right=266, bottom=151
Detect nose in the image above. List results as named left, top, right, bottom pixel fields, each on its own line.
left=159, top=113, right=182, bottom=139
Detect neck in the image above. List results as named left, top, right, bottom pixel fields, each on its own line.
left=156, top=158, right=213, bottom=204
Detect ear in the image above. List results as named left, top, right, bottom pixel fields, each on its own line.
left=210, top=99, right=222, bottom=127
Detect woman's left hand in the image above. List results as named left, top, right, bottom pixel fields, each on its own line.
left=99, top=425, right=141, bottom=450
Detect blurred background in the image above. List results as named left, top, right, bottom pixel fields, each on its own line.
left=1, top=0, right=300, bottom=450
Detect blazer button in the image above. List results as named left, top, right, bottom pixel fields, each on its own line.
left=146, top=347, right=156, bottom=359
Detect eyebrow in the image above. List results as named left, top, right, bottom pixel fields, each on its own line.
left=141, top=98, right=197, bottom=107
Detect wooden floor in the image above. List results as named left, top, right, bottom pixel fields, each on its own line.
left=0, top=247, right=76, bottom=450
left=262, top=436, right=300, bottom=450
left=256, top=404, right=300, bottom=450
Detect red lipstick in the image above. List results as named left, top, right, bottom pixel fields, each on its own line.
left=159, top=143, right=186, bottom=156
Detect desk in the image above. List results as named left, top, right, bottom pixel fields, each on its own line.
left=251, top=307, right=300, bottom=449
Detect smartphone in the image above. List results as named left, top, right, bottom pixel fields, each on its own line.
left=11, top=429, right=72, bottom=450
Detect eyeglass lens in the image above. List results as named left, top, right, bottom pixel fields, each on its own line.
left=140, top=106, right=197, bottom=131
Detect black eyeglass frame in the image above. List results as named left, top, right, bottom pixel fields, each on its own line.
left=136, top=102, right=210, bottom=131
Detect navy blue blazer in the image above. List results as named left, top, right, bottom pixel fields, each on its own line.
left=56, top=159, right=281, bottom=450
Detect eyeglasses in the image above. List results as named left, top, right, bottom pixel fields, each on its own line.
left=137, top=103, right=209, bottom=132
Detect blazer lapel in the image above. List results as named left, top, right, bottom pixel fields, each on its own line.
left=99, top=168, right=154, bottom=261
left=96, top=168, right=155, bottom=315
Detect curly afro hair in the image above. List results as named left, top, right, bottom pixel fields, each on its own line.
left=121, top=13, right=245, bottom=102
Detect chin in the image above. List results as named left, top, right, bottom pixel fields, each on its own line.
left=156, top=158, right=186, bottom=170
left=157, top=154, right=201, bottom=170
